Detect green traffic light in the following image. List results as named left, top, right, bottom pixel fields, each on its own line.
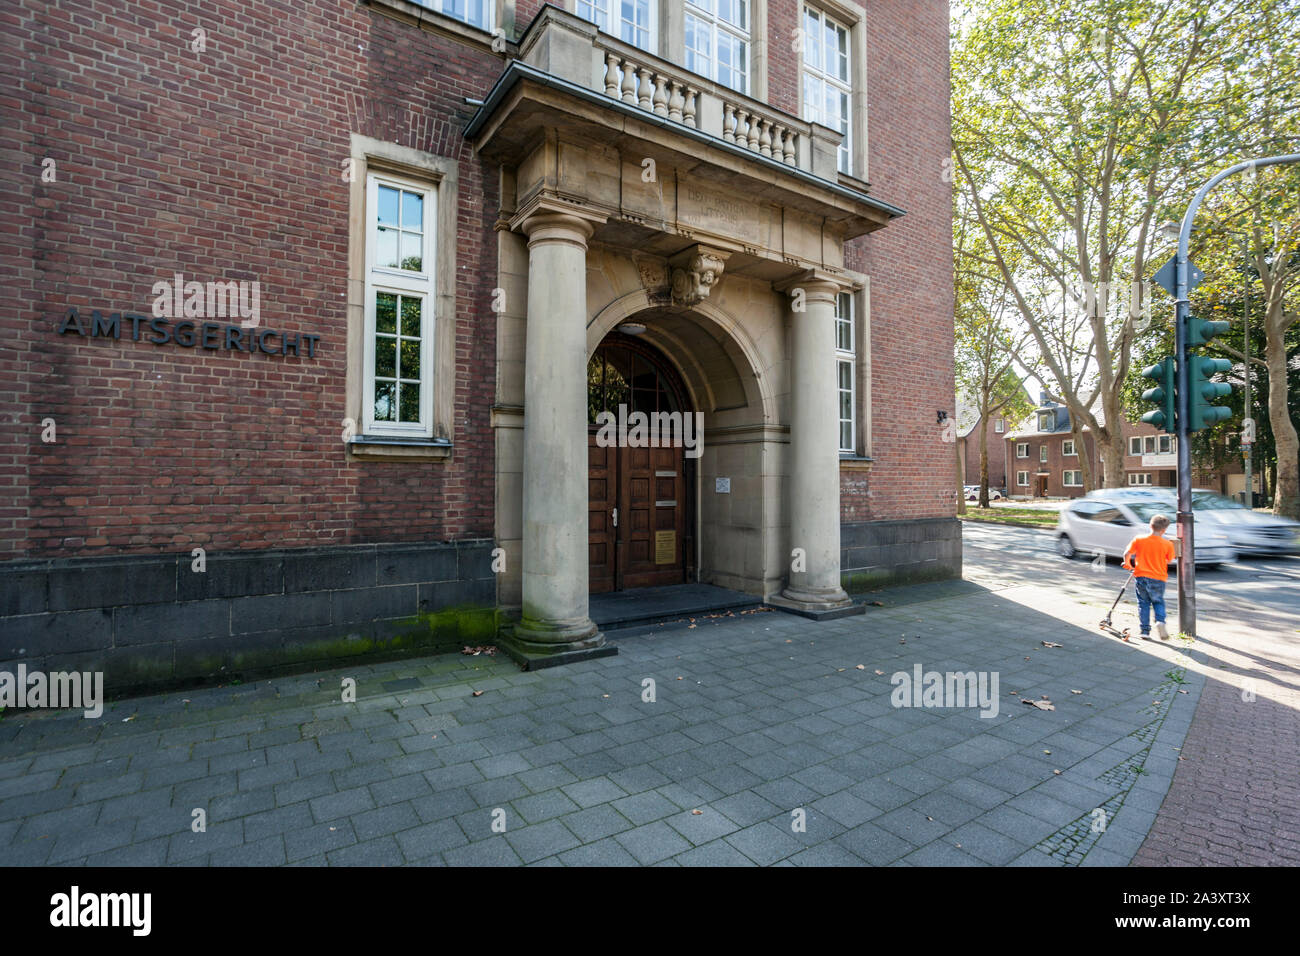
left=1138, top=357, right=1176, bottom=435
left=1186, top=315, right=1232, bottom=347
left=1187, top=355, right=1234, bottom=431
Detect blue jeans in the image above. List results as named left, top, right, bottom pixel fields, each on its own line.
left=1134, top=577, right=1166, bottom=634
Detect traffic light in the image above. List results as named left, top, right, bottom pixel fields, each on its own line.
left=1188, top=356, right=1233, bottom=431
left=1139, top=357, right=1176, bottom=433
left=1185, top=314, right=1231, bottom=347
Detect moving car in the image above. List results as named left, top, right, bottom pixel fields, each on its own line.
left=1190, top=489, right=1300, bottom=556
left=1055, top=491, right=1235, bottom=568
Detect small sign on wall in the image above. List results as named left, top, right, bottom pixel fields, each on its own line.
left=715, top=477, right=731, bottom=494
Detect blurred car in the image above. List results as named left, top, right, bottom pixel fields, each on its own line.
left=1056, top=492, right=1235, bottom=568
left=1190, top=489, right=1300, bottom=555
left=1087, top=487, right=1300, bottom=556
left=964, top=485, right=1004, bottom=501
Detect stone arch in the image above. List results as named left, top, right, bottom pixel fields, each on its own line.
left=586, top=288, right=778, bottom=428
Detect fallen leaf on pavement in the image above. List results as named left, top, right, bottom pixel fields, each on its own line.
left=1022, top=698, right=1055, bottom=711
left=855, top=664, right=866, bottom=670
left=1070, top=690, right=1082, bottom=694
left=1041, top=641, right=1063, bottom=648
left=471, top=690, right=483, bottom=697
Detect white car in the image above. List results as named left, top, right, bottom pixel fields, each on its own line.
left=1191, top=489, right=1300, bottom=556
left=1055, top=493, right=1235, bottom=568
left=964, top=485, right=1004, bottom=501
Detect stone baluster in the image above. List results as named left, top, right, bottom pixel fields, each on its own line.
left=746, top=114, right=761, bottom=151
left=604, top=53, right=621, bottom=98
left=783, top=131, right=797, bottom=165
left=668, top=82, right=684, bottom=123
left=683, top=86, right=698, bottom=128
left=637, top=68, right=653, bottom=111
left=620, top=61, right=637, bottom=104
left=759, top=119, right=773, bottom=157
left=723, top=104, right=737, bottom=143
left=652, top=76, right=669, bottom=116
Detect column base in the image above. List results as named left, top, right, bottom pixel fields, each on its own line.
left=768, top=587, right=863, bottom=622
left=498, top=616, right=617, bottom=671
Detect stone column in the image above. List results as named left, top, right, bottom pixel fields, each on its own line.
left=509, top=201, right=608, bottom=661
left=779, top=272, right=852, bottom=612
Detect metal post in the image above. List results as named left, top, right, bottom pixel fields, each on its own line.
left=1173, top=153, right=1300, bottom=637
left=1242, top=233, right=1253, bottom=510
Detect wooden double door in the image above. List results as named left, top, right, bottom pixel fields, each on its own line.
left=589, top=438, right=689, bottom=593
left=587, top=335, right=693, bottom=593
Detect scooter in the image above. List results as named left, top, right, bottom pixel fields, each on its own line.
left=1099, top=571, right=1135, bottom=641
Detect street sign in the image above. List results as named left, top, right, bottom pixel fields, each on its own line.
left=1152, top=256, right=1204, bottom=297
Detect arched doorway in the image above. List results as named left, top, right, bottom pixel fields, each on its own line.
left=587, top=333, right=696, bottom=593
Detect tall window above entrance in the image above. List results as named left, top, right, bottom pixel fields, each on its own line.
left=685, top=0, right=750, bottom=95
left=802, top=6, right=852, bottom=175
left=578, top=0, right=655, bottom=53
left=587, top=339, right=684, bottom=423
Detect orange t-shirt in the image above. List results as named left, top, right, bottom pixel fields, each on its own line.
left=1124, top=533, right=1176, bottom=581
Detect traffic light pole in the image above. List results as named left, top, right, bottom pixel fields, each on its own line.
left=1172, top=153, right=1300, bottom=637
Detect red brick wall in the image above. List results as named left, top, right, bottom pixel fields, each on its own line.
left=840, top=0, right=954, bottom=523
left=766, top=0, right=800, bottom=115
left=3, top=0, right=502, bottom=559
left=962, top=415, right=1009, bottom=488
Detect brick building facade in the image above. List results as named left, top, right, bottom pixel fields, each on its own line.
left=4, top=0, right=956, bottom=689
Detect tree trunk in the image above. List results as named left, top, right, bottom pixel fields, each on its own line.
left=978, top=418, right=991, bottom=508
left=1265, top=316, right=1300, bottom=519
left=1100, top=433, right=1125, bottom=490
left=955, top=439, right=967, bottom=515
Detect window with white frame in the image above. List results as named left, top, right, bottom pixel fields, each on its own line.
left=1016, top=442, right=1028, bottom=458
left=1129, top=436, right=1142, bottom=456
left=1017, top=470, right=1029, bottom=486
left=1063, top=470, right=1083, bottom=487
left=801, top=6, right=852, bottom=174
left=835, top=291, right=855, bottom=453
left=578, top=0, right=654, bottom=52
left=1129, top=472, right=1153, bottom=486
left=1158, top=435, right=1174, bottom=454
left=995, top=418, right=1004, bottom=433
left=1039, top=445, right=1048, bottom=463
left=1144, top=436, right=1157, bottom=455
left=430, top=0, right=491, bottom=31
left=685, top=0, right=749, bottom=94
left=364, top=173, right=435, bottom=438
left=1038, top=411, right=1053, bottom=431
left=1062, top=439, right=1076, bottom=456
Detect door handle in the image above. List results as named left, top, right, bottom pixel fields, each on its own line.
left=612, top=507, right=618, bottom=528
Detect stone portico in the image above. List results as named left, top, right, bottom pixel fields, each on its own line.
left=469, top=7, right=902, bottom=665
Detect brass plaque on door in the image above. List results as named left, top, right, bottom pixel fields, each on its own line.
left=654, top=530, right=676, bottom=564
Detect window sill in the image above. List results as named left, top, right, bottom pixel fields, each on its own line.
left=347, top=435, right=453, bottom=461
left=363, top=0, right=513, bottom=56
left=839, top=455, right=873, bottom=470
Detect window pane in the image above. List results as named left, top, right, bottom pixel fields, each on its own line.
left=400, top=231, right=422, bottom=272
left=400, top=296, right=422, bottom=337
left=398, top=383, right=421, bottom=423
left=375, top=336, right=396, bottom=378
left=840, top=420, right=853, bottom=452
left=373, top=381, right=395, bottom=422
left=377, top=186, right=399, bottom=226
left=804, top=9, right=821, bottom=71
left=376, top=292, right=397, bottom=334
left=399, top=337, right=421, bottom=380
left=376, top=227, right=398, bottom=269
left=401, top=190, right=423, bottom=230
left=835, top=26, right=849, bottom=82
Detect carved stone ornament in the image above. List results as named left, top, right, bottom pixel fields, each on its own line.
left=669, top=246, right=729, bottom=308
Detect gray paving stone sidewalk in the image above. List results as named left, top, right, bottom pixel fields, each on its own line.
left=0, top=581, right=1202, bottom=866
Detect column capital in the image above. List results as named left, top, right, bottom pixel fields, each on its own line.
left=774, top=268, right=853, bottom=305
left=512, top=196, right=608, bottom=247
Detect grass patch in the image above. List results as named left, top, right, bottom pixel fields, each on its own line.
left=959, top=506, right=1059, bottom=528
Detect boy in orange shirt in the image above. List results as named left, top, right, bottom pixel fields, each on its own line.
left=1122, top=513, right=1177, bottom=641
